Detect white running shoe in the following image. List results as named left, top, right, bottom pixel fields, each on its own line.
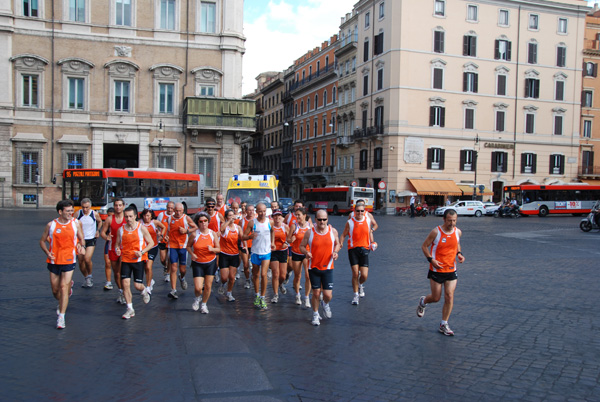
left=218, top=284, right=226, bottom=295
left=168, top=289, right=179, bottom=299
left=56, top=315, right=65, bottom=329
left=352, top=294, right=360, bottom=305
left=141, top=288, right=150, bottom=304
left=150, top=279, right=155, bottom=293
left=279, top=284, right=287, bottom=295
left=417, top=296, right=426, bottom=318
left=304, top=297, right=311, bottom=308
left=227, top=292, right=235, bottom=302
left=267, top=269, right=272, bottom=279
left=311, top=313, right=320, bottom=326
left=244, top=279, right=251, bottom=289
left=271, top=294, right=279, bottom=303
left=192, top=298, right=200, bottom=311
left=122, top=308, right=135, bottom=319
left=320, top=301, right=332, bottom=319
left=200, top=303, right=209, bottom=314
left=215, top=270, right=220, bottom=283
left=164, top=272, right=170, bottom=282
left=104, top=281, right=113, bottom=290
left=295, top=294, right=302, bottom=305
left=359, top=284, right=365, bottom=298
left=282, top=273, right=290, bottom=285
left=236, top=272, right=241, bottom=279
left=116, top=293, right=126, bottom=304
left=180, top=276, right=188, bottom=290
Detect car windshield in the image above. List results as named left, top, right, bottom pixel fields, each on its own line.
left=280, top=198, right=293, bottom=208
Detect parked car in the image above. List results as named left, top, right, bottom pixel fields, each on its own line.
left=483, top=202, right=501, bottom=216
left=279, top=198, right=293, bottom=214
left=434, top=200, right=485, bottom=217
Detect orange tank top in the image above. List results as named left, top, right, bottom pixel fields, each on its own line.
left=430, top=226, right=459, bottom=273
left=144, top=221, right=158, bottom=246
left=156, top=211, right=171, bottom=244
left=119, top=222, right=148, bottom=263
left=220, top=225, right=240, bottom=255
left=109, top=214, right=125, bottom=252
left=273, top=225, right=288, bottom=251
left=291, top=223, right=310, bottom=254
left=286, top=213, right=297, bottom=227
left=241, top=217, right=253, bottom=248
left=47, top=218, right=79, bottom=265
left=217, top=204, right=227, bottom=217
left=306, top=225, right=335, bottom=270
left=169, top=215, right=189, bottom=249
left=347, top=215, right=371, bottom=249
left=192, top=230, right=216, bottom=263
left=208, top=211, right=221, bottom=232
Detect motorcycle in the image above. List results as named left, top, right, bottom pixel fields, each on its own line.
left=580, top=200, right=600, bottom=232
left=494, top=205, right=520, bottom=219
left=415, top=206, right=429, bottom=217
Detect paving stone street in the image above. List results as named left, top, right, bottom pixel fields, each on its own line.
left=1, top=208, right=599, bottom=401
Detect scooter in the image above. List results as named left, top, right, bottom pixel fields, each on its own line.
left=580, top=200, right=600, bottom=232
left=494, top=205, right=520, bottom=218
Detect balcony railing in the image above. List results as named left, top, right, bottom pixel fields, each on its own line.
left=353, top=126, right=383, bottom=140
left=184, top=97, right=256, bottom=131
left=289, top=63, right=337, bottom=93
left=578, top=166, right=597, bottom=176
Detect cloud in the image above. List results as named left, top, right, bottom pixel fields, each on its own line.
left=242, top=0, right=356, bottom=95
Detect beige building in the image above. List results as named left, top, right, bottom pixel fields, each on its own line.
left=351, top=0, right=589, bottom=211
left=0, top=0, right=253, bottom=207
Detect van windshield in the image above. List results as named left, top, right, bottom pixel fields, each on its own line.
left=226, top=189, right=274, bottom=206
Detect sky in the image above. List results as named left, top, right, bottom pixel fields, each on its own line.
left=242, top=0, right=357, bottom=95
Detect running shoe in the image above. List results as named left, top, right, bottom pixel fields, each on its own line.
left=227, top=292, right=235, bottom=302
left=122, top=308, right=135, bottom=319
left=164, top=269, right=170, bottom=282
left=200, top=304, right=209, bottom=314
left=215, top=270, right=220, bottom=283
left=56, top=315, right=66, bottom=329
left=259, top=297, right=268, bottom=310
left=271, top=294, right=279, bottom=303
left=244, top=279, right=251, bottom=289
left=279, top=283, right=287, bottom=295
left=104, top=281, right=113, bottom=290
left=150, top=279, right=155, bottom=293
left=267, top=269, right=272, bottom=279
left=69, top=280, right=74, bottom=297
left=116, top=293, right=124, bottom=304
left=192, top=298, right=200, bottom=311
left=141, top=288, right=150, bottom=304
left=295, top=294, right=302, bottom=305
left=319, top=292, right=323, bottom=301
left=416, top=296, right=426, bottom=318
left=120, top=293, right=127, bottom=304
left=439, top=322, right=454, bottom=336
left=88, top=276, right=93, bottom=288
left=218, top=283, right=226, bottom=295
left=283, top=272, right=290, bottom=285
left=352, top=294, right=360, bottom=305
left=253, top=295, right=261, bottom=307
left=304, top=297, right=311, bottom=308
left=168, top=289, right=179, bottom=299
left=235, top=271, right=241, bottom=279
left=180, top=276, right=188, bottom=290
left=56, top=305, right=60, bottom=316
left=359, top=284, right=365, bottom=298
left=320, top=300, right=332, bottom=319
left=311, top=312, right=320, bottom=326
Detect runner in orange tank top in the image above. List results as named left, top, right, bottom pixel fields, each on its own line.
left=300, top=210, right=340, bottom=326
left=156, top=201, right=174, bottom=282
left=100, top=198, right=127, bottom=304
left=40, top=200, right=85, bottom=329
left=115, top=207, right=154, bottom=319
left=140, top=209, right=166, bottom=295
left=239, top=204, right=255, bottom=289
left=287, top=207, right=313, bottom=307
left=269, top=210, right=289, bottom=303
left=217, top=208, right=243, bottom=301
left=166, top=203, right=197, bottom=299
left=417, top=209, right=465, bottom=336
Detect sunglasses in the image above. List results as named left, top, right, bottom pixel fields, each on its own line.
left=206, top=205, right=215, bottom=208
left=198, top=219, right=209, bottom=223
left=355, top=209, right=365, bottom=212
left=317, top=218, right=328, bottom=222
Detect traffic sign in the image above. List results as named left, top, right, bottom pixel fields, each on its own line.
left=378, top=181, right=386, bottom=190
left=351, top=181, right=357, bottom=187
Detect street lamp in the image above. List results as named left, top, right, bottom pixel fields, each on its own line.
left=473, top=134, right=479, bottom=200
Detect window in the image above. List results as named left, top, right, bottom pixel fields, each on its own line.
left=549, top=154, right=564, bottom=175
left=377, top=68, right=384, bottom=90
left=497, top=74, right=507, bottom=96
left=307, top=98, right=310, bottom=112
left=200, top=2, right=216, bottom=33
left=323, top=90, right=327, bottom=105
left=333, top=86, right=336, bottom=103
left=556, top=46, right=566, bottom=67
left=365, top=11, right=370, bottom=28
left=68, top=77, right=84, bottom=110
left=375, top=106, right=384, bottom=133
left=429, top=106, right=445, bottom=127
left=495, top=40, right=511, bottom=61
left=463, top=72, right=478, bottom=93
left=300, top=101, right=304, bottom=115
left=312, top=149, right=317, bottom=167
left=433, top=68, right=444, bottom=89
left=315, top=94, right=319, bottom=109
left=116, top=0, right=132, bottom=26
left=529, top=14, right=539, bottom=30
left=463, top=35, right=477, bottom=57
left=434, top=30, right=445, bottom=53
left=160, top=0, right=175, bottom=30
left=555, top=80, right=564, bottom=101
left=20, top=150, right=40, bottom=184
left=521, top=153, right=536, bottom=174
left=360, top=149, right=368, bottom=170
left=491, top=151, right=508, bottom=173
left=374, top=32, right=384, bottom=56
left=528, top=42, right=537, bottom=64
left=114, top=80, right=130, bottom=112
left=159, top=83, right=174, bottom=114
left=584, top=62, right=597, bottom=77
left=379, top=2, right=384, bottom=19
left=467, top=5, right=478, bottom=22
left=434, top=0, right=445, bottom=17
left=22, top=74, right=39, bottom=107
left=314, top=121, right=318, bottom=137
left=196, top=156, right=214, bottom=187
left=374, top=147, right=383, bottom=169
left=24, top=0, right=39, bottom=17
left=525, top=78, right=540, bottom=99
left=496, top=110, right=505, bottom=132
left=69, top=0, right=85, bottom=22
left=306, top=123, right=310, bottom=139
left=199, top=86, right=214, bottom=96
left=554, top=115, right=563, bottom=135
left=427, top=148, right=445, bottom=170
left=499, top=9, right=509, bottom=26
left=66, top=152, right=85, bottom=169
left=558, top=18, right=567, bottom=34
left=582, top=150, right=594, bottom=174
left=464, top=108, right=475, bottom=129
left=364, top=39, right=369, bottom=62
left=363, top=75, right=369, bottom=96
left=583, top=120, right=592, bottom=138
left=321, top=148, right=326, bottom=166
left=582, top=90, right=593, bottom=107
left=525, top=113, right=535, bottom=134
left=460, top=150, right=474, bottom=171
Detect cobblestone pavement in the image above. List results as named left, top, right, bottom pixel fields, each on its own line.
left=1, top=209, right=599, bottom=401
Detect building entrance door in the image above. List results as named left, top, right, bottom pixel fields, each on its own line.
left=104, top=144, right=139, bottom=168
left=492, top=181, right=503, bottom=203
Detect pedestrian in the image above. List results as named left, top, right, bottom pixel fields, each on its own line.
left=300, top=209, right=341, bottom=326
left=167, top=202, right=198, bottom=299
left=217, top=209, right=243, bottom=302
left=410, top=195, right=416, bottom=218
left=102, top=207, right=115, bottom=290
left=76, top=198, right=102, bottom=288
left=243, top=201, right=273, bottom=310
left=40, top=200, right=85, bottom=329
left=156, top=201, right=175, bottom=282
left=101, top=198, right=126, bottom=303
left=417, top=209, right=464, bottom=336
left=216, top=193, right=227, bottom=217
left=350, top=199, right=378, bottom=231
left=269, top=209, right=289, bottom=303
left=239, top=203, right=255, bottom=289
left=115, top=206, right=155, bottom=319
left=140, top=208, right=166, bottom=297
left=205, top=197, right=225, bottom=282
left=287, top=207, right=312, bottom=307
left=187, top=211, right=220, bottom=314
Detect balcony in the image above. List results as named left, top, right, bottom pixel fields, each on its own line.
left=336, top=135, right=354, bottom=148
left=335, top=39, right=357, bottom=58
left=353, top=126, right=383, bottom=141
left=184, top=97, right=256, bottom=132
left=289, top=63, right=337, bottom=94
left=579, top=166, right=598, bottom=177
left=249, top=145, right=263, bottom=155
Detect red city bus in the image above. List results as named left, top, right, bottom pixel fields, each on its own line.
left=62, top=168, right=205, bottom=218
left=303, top=186, right=375, bottom=215
left=504, top=184, right=600, bottom=217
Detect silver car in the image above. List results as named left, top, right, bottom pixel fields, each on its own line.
left=435, top=200, right=485, bottom=217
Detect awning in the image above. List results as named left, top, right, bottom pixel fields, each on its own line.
left=582, top=179, right=600, bottom=185
left=456, top=184, right=494, bottom=197
left=408, top=179, right=462, bottom=196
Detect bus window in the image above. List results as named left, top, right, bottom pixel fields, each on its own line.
left=187, top=181, right=198, bottom=196
left=177, top=180, right=188, bottom=196
left=124, top=178, right=139, bottom=198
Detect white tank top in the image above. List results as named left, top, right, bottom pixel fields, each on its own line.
left=77, top=210, right=97, bottom=240
left=251, top=219, right=271, bottom=255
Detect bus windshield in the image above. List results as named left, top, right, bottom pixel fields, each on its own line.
left=353, top=190, right=374, bottom=199
left=63, top=178, right=107, bottom=206
left=226, top=189, right=274, bottom=205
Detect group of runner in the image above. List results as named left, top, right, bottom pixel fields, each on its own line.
left=41, top=195, right=463, bottom=335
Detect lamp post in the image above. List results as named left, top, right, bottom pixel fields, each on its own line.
left=473, top=134, right=479, bottom=200
left=157, top=120, right=164, bottom=168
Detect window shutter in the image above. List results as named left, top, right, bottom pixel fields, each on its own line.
left=373, top=35, right=379, bottom=55
left=559, top=155, right=565, bottom=174
left=521, top=153, right=527, bottom=173
left=494, top=40, right=500, bottom=59
left=429, top=107, right=435, bottom=126
left=471, top=36, right=477, bottom=56
left=594, top=63, right=598, bottom=77
left=364, top=41, right=369, bottom=62
left=507, top=41, right=512, bottom=61
left=433, top=69, right=443, bottom=89
left=463, top=73, right=468, bottom=92
left=491, top=151, right=497, bottom=171
left=439, top=149, right=445, bottom=170
left=583, top=61, right=587, bottom=76
left=463, top=35, right=468, bottom=55
left=525, top=79, right=530, bottom=98
left=503, top=152, right=508, bottom=173
left=440, top=107, right=445, bottom=127
left=460, top=150, right=466, bottom=171
left=473, top=74, right=478, bottom=93
left=534, top=80, right=540, bottom=98
left=427, top=148, right=433, bottom=169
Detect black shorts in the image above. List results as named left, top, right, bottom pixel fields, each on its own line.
left=192, top=260, right=218, bottom=277
left=104, top=241, right=109, bottom=255
left=271, top=250, right=288, bottom=263
left=84, top=238, right=97, bottom=248
left=309, top=268, right=333, bottom=290
left=47, top=263, right=76, bottom=275
left=348, top=247, right=370, bottom=267
left=428, top=270, right=458, bottom=283
left=147, top=247, right=159, bottom=261
left=121, top=262, right=144, bottom=283
left=240, top=247, right=251, bottom=254
left=158, top=242, right=167, bottom=251
left=291, top=251, right=305, bottom=262
left=219, top=253, right=240, bottom=269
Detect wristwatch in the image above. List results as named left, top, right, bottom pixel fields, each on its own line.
left=427, top=256, right=432, bottom=262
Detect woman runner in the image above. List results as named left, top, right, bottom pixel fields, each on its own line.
left=140, top=209, right=166, bottom=297
left=217, top=209, right=243, bottom=302
left=269, top=209, right=289, bottom=303
left=287, top=207, right=312, bottom=307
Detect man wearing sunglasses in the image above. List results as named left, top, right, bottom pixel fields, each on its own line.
left=167, top=202, right=197, bottom=299
left=300, top=209, right=340, bottom=326
left=204, top=197, right=225, bottom=282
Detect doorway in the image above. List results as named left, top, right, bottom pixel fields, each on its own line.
left=104, top=144, right=139, bottom=169
left=492, top=181, right=503, bottom=203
